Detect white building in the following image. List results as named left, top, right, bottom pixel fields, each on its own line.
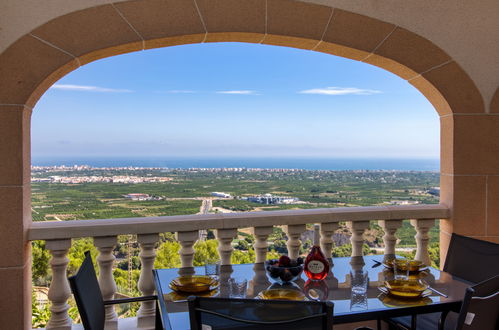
left=244, top=193, right=299, bottom=205
left=211, top=192, right=232, bottom=198
left=124, top=193, right=150, bottom=201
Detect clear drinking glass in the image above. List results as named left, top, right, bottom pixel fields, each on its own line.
left=350, top=270, right=369, bottom=295
left=393, top=259, right=410, bottom=280
left=228, top=278, right=248, bottom=298
left=350, top=292, right=368, bottom=311
left=204, top=261, right=220, bottom=277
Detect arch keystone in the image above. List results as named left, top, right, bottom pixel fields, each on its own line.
left=196, top=0, right=266, bottom=39
left=265, top=0, right=332, bottom=48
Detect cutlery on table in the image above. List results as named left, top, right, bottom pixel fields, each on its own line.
left=427, top=286, right=448, bottom=298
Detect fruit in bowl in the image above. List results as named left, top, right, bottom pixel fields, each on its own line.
left=265, top=256, right=304, bottom=283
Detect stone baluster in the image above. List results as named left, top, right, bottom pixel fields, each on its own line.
left=215, top=228, right=238, bottom=265
left=252, top=226, right=273, bottom=263
left=94, top=236, right=118, bottom=329
left=137, top=234, right=159, bottom=328
left=248, top=263, right=271, bottom=298
left=218, top=265, right=233, bottom=297
left=347, top=221, right=370, bottom=257
left=379, top=220, right=403, bottom=257
left=410, top=219, right=435, bottom=266
left=285, top=224, right=306, bottom=259
left=320, top=222, right=339, bottom=260
left=177, top=230, right=199, bottom=268
left=46, top=239, right=72, bottom=330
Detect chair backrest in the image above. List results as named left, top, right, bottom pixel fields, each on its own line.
left=188, top=296, right=333, bottom=330
left=68, top=251, right=106, bottom=330
left=443, top=234, right=499, bottom=283
left=455, top=275, right=499, bottom=330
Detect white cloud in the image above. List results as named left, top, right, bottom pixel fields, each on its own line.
left=51, top=84, right=133, bottom=93
left=216, top=90, right=257, bottom=95
left=299, top=87, right=382, bottom=96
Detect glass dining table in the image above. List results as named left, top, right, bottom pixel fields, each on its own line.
left=153, top=255, right=470, bottom=329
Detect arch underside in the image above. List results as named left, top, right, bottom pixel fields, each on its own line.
left=0, top=0, right=484, bottom=115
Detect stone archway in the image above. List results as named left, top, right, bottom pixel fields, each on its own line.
left=0, top=1, right=483, bottom=113
left=0, top=0, right=495, bottom=328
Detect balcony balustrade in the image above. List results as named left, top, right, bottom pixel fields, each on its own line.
left=28, top=204, right=449, bottom=329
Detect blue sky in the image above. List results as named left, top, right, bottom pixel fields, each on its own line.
left=32, top=42, right=439, bottom=159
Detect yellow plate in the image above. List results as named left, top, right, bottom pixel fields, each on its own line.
left=256, top=289, right=306, bottom=301
left=169, top=275, right=219, bottom=293
left=378, top=290, right=432, bottom=307
left=384, top=260, right=428, bottom=273
left=382, top=280, right=429, bottom=298
left=163, top=288, right=218, bottom=302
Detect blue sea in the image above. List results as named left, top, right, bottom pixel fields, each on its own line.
left=31, top=156, right=439, bottom=171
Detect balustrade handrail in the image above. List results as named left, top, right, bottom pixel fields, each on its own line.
left=29, top=204, right=449, bottom=241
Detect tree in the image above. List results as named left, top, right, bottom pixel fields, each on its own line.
left=117, top=256, right=140, bottom=271
left=193, top=240, right=219, bottom=266
left=332, top=244, right=370, bottom=257
left=154, top=240, right=181, bottom=269
left=67, top=238, right=98, bottom=275
left=300, top=239, right=312, bottom=254
left=32, top=290, right=50, bottom=328
left=244, top=236, right=254, bottom=244
left=32, top=241, right=50, bottom=285
left=270, top=239, right=288, bottom=254
left=231, top=249, right=255, bottom=264
left=428, top=242, right=440, bottom=268
left=235, top=239, right=250, bottom=251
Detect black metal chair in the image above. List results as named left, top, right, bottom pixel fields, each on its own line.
left=442, top=233, right=499, bottom=284
left=188, top=296, right=334, bottom=330
left=455, top=274, right=499, bottom=329
left=386, top=234, right=499, bottom=330
left=68, top=251, right=165, bottom=330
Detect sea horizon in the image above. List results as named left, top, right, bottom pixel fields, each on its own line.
left=31, top=156, right=440, bottom=171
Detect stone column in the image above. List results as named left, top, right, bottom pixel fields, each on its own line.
left=252, top=226, right=273, bottom=263
left=285, top=224, right=306, bottom=259
left=0, top=106, right=32, bottom=329
left=347, top=221, right=370, bottom=257
left=320, top=222, right=339, bottom=260
left=177, top=231, right=199, bottom=268
left=94, top=236, right=118, bottom=329
left=46, top=239, right=72, bottom=330
left=379, top=220, right=403, bottom=257
left=410, top=219, right=435, bottom=266
left=137, top=233, right=159, bottom=328
left=215, top=228, right=237, bottom=266
left=439, top=113, right=499, bottom=267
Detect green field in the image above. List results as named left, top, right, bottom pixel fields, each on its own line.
left=32, top=169, right=439, bottom=219
left=31, top=168, right=440, bottom=245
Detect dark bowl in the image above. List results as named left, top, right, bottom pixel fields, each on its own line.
left=265, top=260, right=304, bottom=283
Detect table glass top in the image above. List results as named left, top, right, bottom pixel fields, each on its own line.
left=154, top=255, right=469, bottom=324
